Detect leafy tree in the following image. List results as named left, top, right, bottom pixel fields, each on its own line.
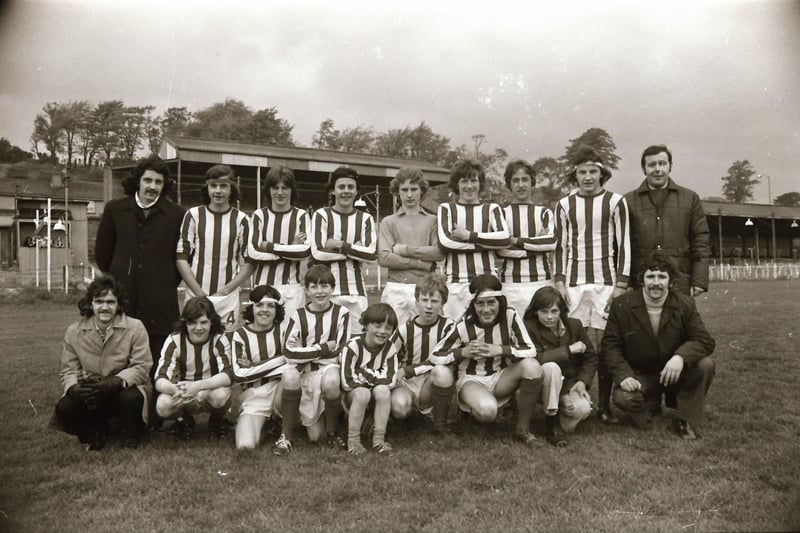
left=0, top=137, right=32, bottom=162
left=532, top=156, right=570, bottom=208
left=374, top=122, right=450, bottom=165
left=31, top=102, right=64, bottom=162
left=251, top=107, right=295, bottom=145
left=312, top=119, right=339, bottom=150
left=188, top=98, right=253, bottom=141
left=118, top=105, right=154, bottom=161
left=160, top=107, right=192, bottom=139
left=560, top=127, right=621, bottom=170
left=721, top=160, right=759, bottom=203
left=90, top=100, right=125, bottom=165
left=59, top=101, right=91, bottom=166
left=143, top=106, right=162, bottom=154
left=187, top=98, right=294, bottom=145
left=774, top=191, right=800, bottom=207
left=312, top=120, right=372, bottom=152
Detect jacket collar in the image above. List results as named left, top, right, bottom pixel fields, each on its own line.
left=79, top=313, right=128, bottom=330
left=635, top=178, right=678, bottom=195
left=630, top=290, right=679, bottom=339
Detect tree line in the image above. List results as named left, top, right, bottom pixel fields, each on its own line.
left=4, top=97, right=798, bottom=206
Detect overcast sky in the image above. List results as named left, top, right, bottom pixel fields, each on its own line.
left=1, top=0, right=798, bottom=201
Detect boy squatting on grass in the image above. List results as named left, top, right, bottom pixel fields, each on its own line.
left=154, top=296, right=233, bottom=440
left=430, top=274, right=559, bottom=446
left=341, top=303, right=401, bottom=455
left=279, top=264, right=351, bottom=451
left=228, top=285, right=291, bottom=451
left=390, top=274, right=457, bottom=435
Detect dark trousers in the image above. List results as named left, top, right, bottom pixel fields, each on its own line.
left=612, top=357, right=715, bottom=429
left=53, top=387, right=145, bottom=441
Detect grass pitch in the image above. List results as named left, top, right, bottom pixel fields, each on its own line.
left=1, top=281, right=798, bottom=532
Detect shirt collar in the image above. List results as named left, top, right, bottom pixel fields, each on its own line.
left=135, top=192, right=159, bottom=209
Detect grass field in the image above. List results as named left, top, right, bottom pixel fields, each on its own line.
left=1, top=281, right=799, bottom=532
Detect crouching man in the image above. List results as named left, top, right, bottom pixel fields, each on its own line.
left=602, top=252, right=715, bottom=439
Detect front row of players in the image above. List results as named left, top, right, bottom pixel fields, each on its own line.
left=54, top=252, right=715, bottom=452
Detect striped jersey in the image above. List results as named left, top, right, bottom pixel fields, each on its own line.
left=554, top=190, right=631, bottom=287
left=430, top=309, right=536, bottom=378
left=397, top=315, right=455, bottom=378
left=437, top=201, right=511, bottom=283
left=229, top=323, right=288, bottom=388
left=284, top=303, right=350, bottom=369
left=310, top=207, right=377, bottom=296
left=176, top=205, right=249, bottom=294
left=155, top=332, right=232, bottom=382
left=497, top=204, right=556, bottom=283
left=247, top=206, right=311, bottom=287
left=340, top=335, right=400, bottom=391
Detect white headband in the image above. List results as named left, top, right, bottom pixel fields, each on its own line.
left=475, top=290, right=503, bottom=299
left=247, top=296, right=284, bottom=306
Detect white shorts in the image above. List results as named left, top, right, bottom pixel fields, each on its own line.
left=502, top=280, right=553, bottom=319
left=566, top=284, right=613, bottom=330
left=332, top=295, right=368, bottom=334
left=380, top=282, right=417, bottom=326
left=239, top=381, right=281, bottom=418
left=206, top=291, right=242, bottom=332
left=444, top=282, right=473, bottom=322
left=298, top=365, right=338, bottom=426
left=164, top=387, right=231, bottom=416
left=397, top=375, right=433, bottom=415
left=456, top=371, right=511, bottom=412
left=276, top=284, right=305, bottom=322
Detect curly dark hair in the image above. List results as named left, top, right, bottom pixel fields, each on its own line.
left=78, top=275, right=127, bottom=317
left=121, top=154, right=174, bottom=198
left=638, top=251, right=679, bottom=286
left=448, top=158, right=485, bottom=195
left=242, top=285, right=286, bottom=325
left=174, top=296, right=225, bottom=337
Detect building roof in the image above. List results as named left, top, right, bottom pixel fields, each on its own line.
left=157, top=136, right=450, bottom=182
left=701, top=200, right=800, bottom=220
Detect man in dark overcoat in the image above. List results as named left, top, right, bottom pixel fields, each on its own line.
left=95, top=155, right=185, bottom=376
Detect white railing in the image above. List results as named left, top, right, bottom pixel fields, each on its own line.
left=710, top=263, right=800, bottom=281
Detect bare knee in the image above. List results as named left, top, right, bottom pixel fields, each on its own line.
left=321, top=370, right=341, bottom=399
left=470, top=396, right=498, bottom=423
left=156, top=393, right=179, bottom=418
left=281, top=367, right=301, bottom=390
left=207, top=387, right=231, bottom=410
left=519, top=358, right=542, bottom=379
left=391, top=388, right=413, bottom=419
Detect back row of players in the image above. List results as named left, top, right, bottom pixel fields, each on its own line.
left=60, top=143, right=712, bottom=452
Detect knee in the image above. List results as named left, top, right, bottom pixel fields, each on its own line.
left=281, top=367, right=301, bottom=390
left=694, top=356, right=715, bottom=377
left=519, top=358, right=542, bottom=379
left=373, top=385, right=391, bottom=403
left=613, top=388, right=645, bottom=412
left=321, top=371, right=341, bottom=398
left=156, top=393, right=178, bottom=418
left=235, top=432, right=258, bottom=451
left=470, top=397, right=498, bottom=423
left=542, top=361, right=562, bottom=381
left=390, top=390, right=413, bottom=419
left=207, top=387, right=231, bottom=409
left=351, top=387, right=371, bottom=406
left=431, top=365, right=454, bottom=387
